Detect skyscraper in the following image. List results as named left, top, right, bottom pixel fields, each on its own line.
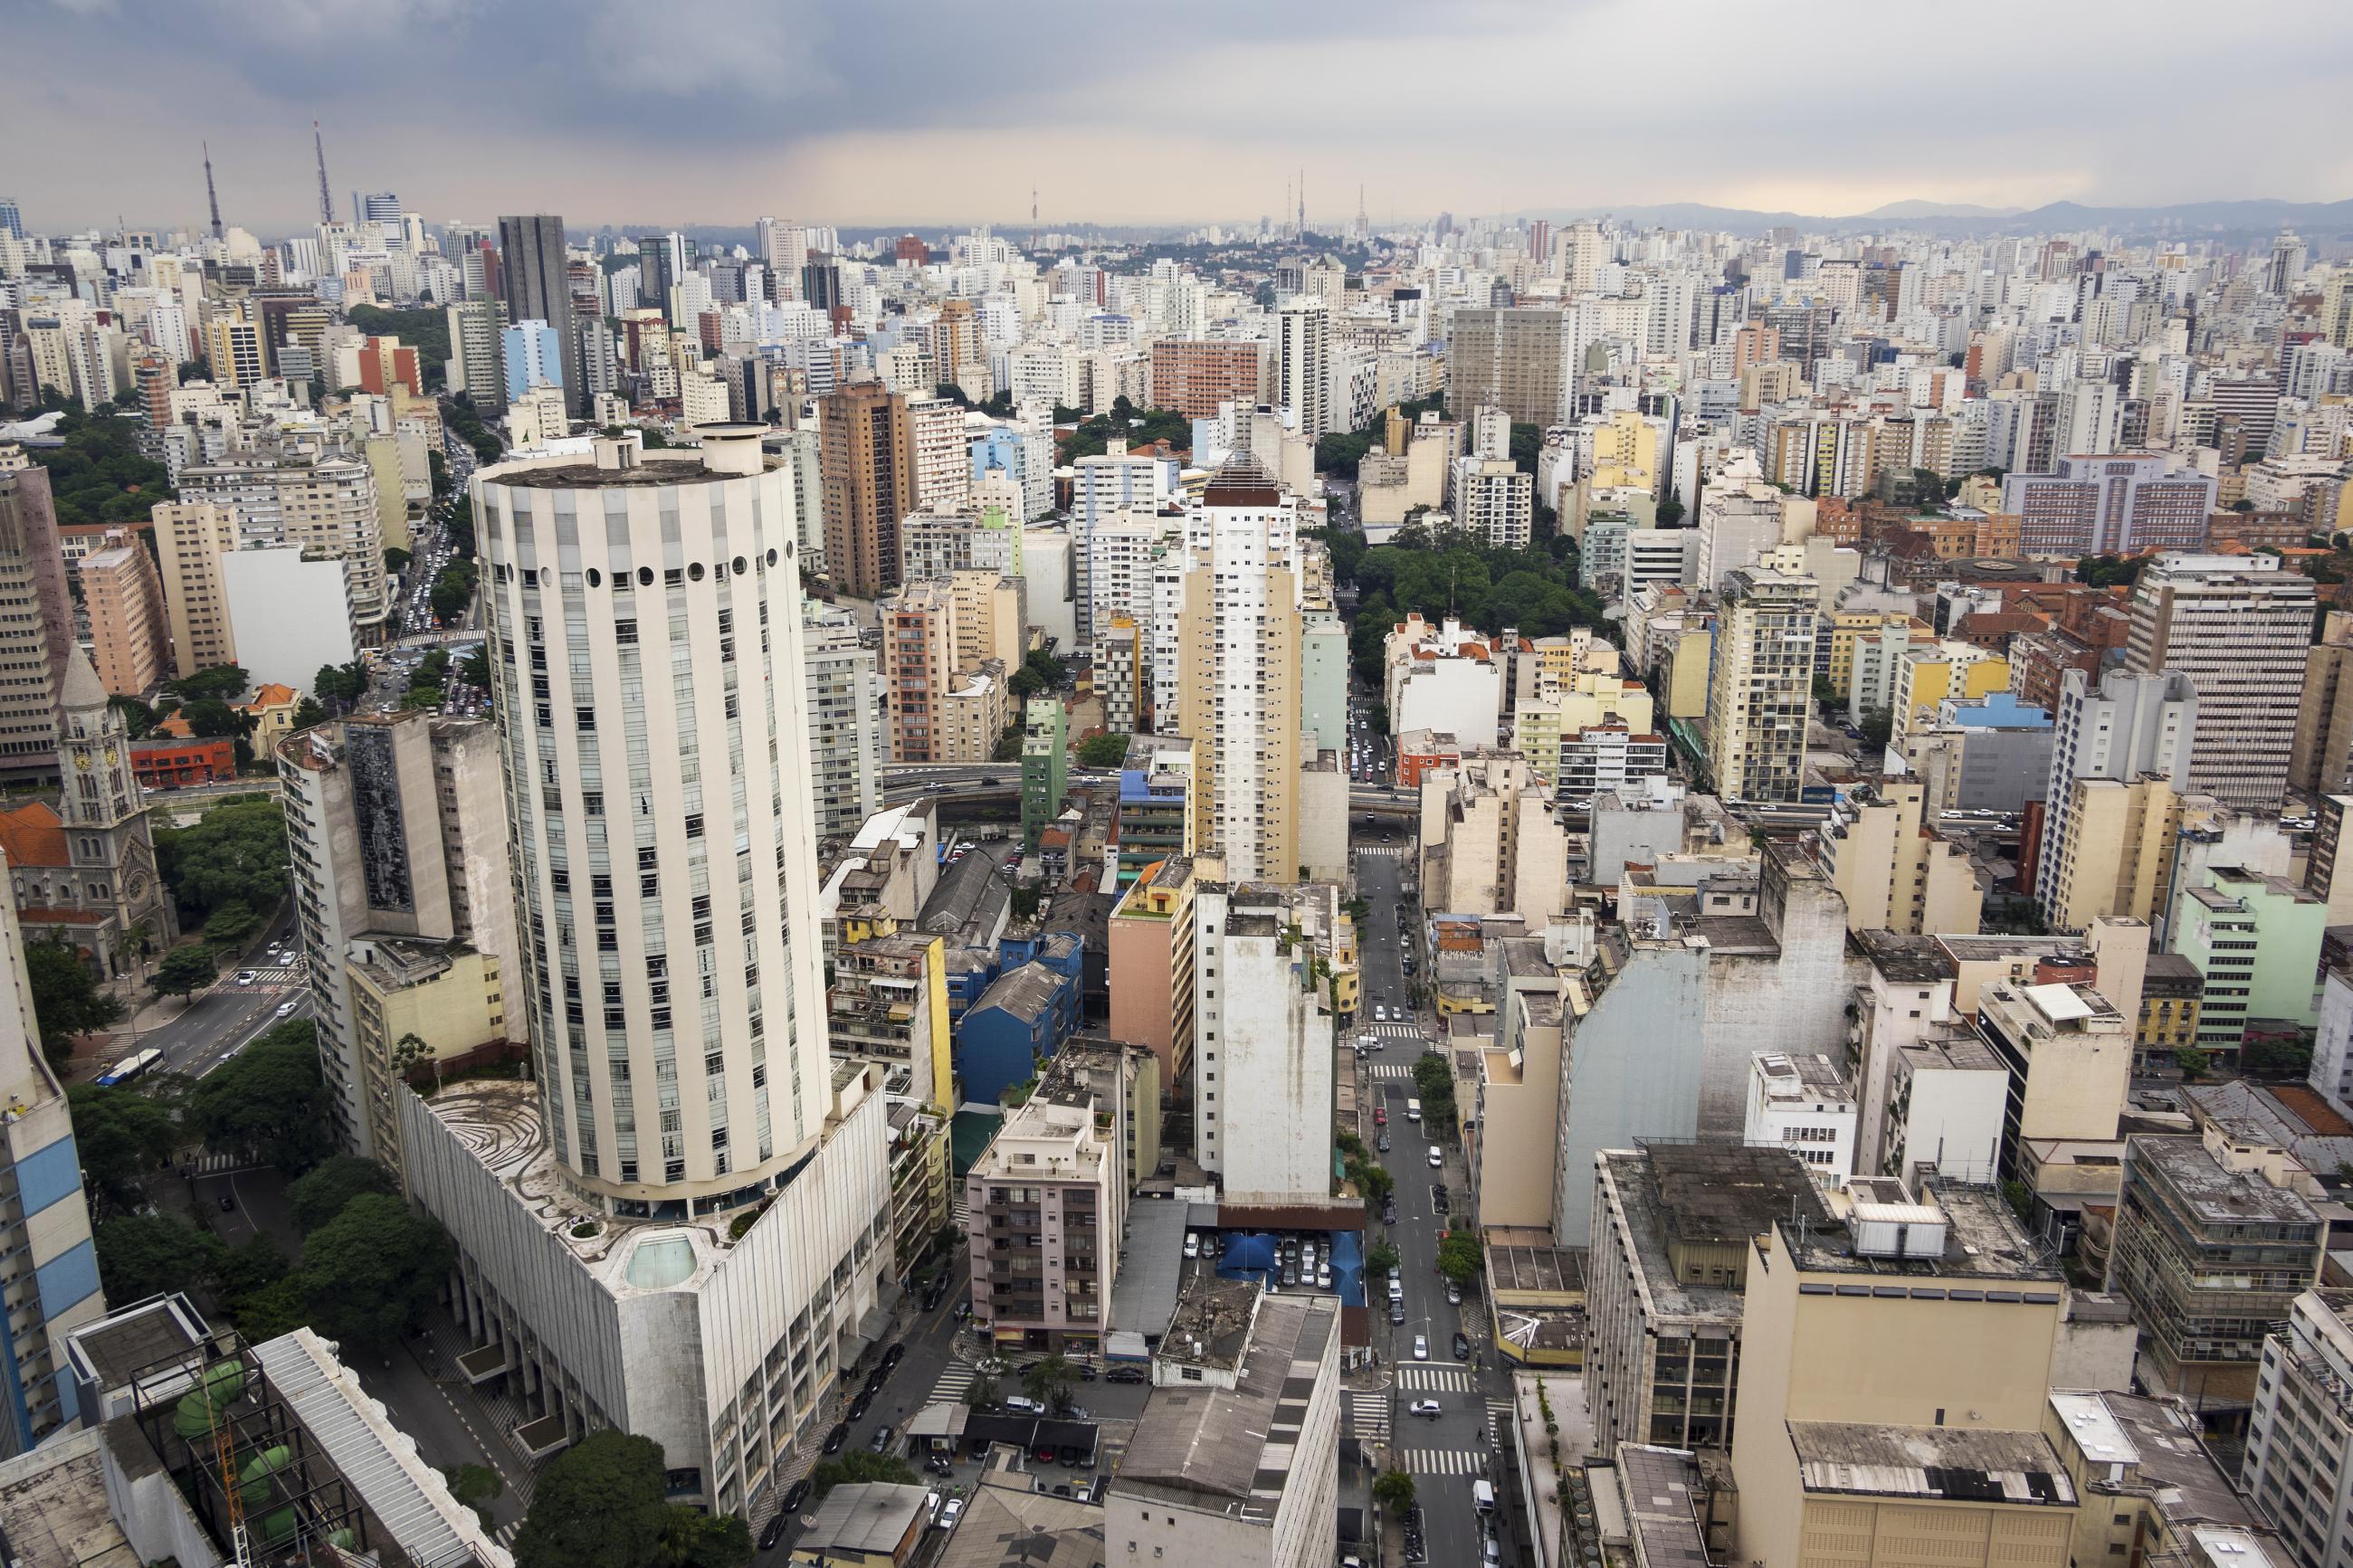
left=1276, top=296, right=1330, bottom=440
left=2125, top=553, right=2314, bottom=806
left=1172, top=455, right=1301, bottom=882
left=0, top=464, right=75, bottom=774
left=496, top=214, right=582, bottom=414
left=1706, top=567, right=1819, bottom=803
left=818, top=382, right=916, bottom=598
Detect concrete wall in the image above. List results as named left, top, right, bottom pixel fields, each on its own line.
left=222, top=546, right=356, bottom=693
left=1553, top=942, right=1708, bottom=1248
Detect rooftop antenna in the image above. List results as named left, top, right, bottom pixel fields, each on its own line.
left=1031, top=184, right=1038, bottom=257
left=312, top=120, right=333, bottom=226
left=1298, top=166, right=1306, bottom=241
left=203, top=141, right=224, bottom=241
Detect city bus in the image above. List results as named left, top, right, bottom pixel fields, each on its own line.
left=94, top=1047, right=162, bottom=1088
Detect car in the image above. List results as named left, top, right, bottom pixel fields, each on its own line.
left=781, top=1476, right=812, bottom=1515
left=1184, top=1231, right=1200, bottom=1259
left=1281, top=1259, right=1299, bottom=1287
left=1107, top=1365, right=1148, bottom=1383
left=236, top=970, right=259, bottom=985
left=758, top=1514, right=787, bottom=1550
left=1033, top=1444, right=1058, bottom=1464
left=1387, top=1277, right=1404, bottom=1301
left=1074, top=1483, right=1094, bottom=1505
left=881, top=1342, right=906, bottom=1371
left=869, top=1424, right=896, bottom=1453
left=847, top=1391, right=873, bottom=1420
left=1051, top=1482, right=1073, bottom=1497
left=1075, top=1364, right=1096, bottom=1381
left=1409, top=1399, right=1442, bottom=1419
left=1389, top=1301, right=1406, bottom=1325
left=823, top=1422, right=850, bottom=1454
left=218, top=1193, right=235, bottom=1212
left=1377, top=1135, right=1391, bottom=1155
left=926, top=1454, right=955, bottom=1476
left=1375, top=1004, right=1388, bottom=1021
left=1446, top=1279, right=1463, bottom=1305
left=1374, top=1107, right=1387, bottom=1126
left=1453, top=1331, right=1472, bottom=1360
left=1383, top=1202, right=1398, bottom=1224
left=275, top=1001, right=300, bottom=1017
left=939, top=1497, right=965, bottom=1530
left=1317, top=1263, right=1332, bottom=1288
left=1428, top=1145, right=1443, bottom=1167
left=1002, top=1395, right=1046, bottom=1415
left=1413, top=1335, right=1429, bottom=1361
left=1057, top=1444, right=1087, bottom=1467
left=968, top=1436, right=993, bottom=1459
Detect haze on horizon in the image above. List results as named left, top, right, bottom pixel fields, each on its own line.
left=8, top=0, right=2352, bottom=236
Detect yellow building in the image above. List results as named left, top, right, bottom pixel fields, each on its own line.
left=1814, top=781, right=1983, bottom=936
left=1825, top=611, right=1923, bottom=695
left=240, top=682, right=302, bottom=746
left=829, top=931, right=954, bottom=1109
left=1591, top=408, right=1660, bottom=492
left=2040, top=777, right=2181, bottom=935
left=2045, top=1391, right=2293, bottom=1568
left=1892, top=642, right=2009, bottom=737
left=347, top=937, right=508, bottom=1183
left=1662, top=628, right=1713, bottom=721
left=1730, top=1178, right=2077, bottom=1568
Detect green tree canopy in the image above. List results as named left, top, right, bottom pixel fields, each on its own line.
left=163, top=664, right=250, bottom=701
left=150, top=944, right=219, bottom=1001
left=458, top=645, right=491, bottom=689
left=1373, top=1468, right=1417, bottom=1515
left=1023, top=1353, right=1078, bottom=1412
left=24, top=938, right=124, bottom=1067
left=110, top=695, right=159, bottom=739
left=292, top=1193, right=454, bottom=1347
left=512, top=1430, right=672, bottom=1568
left=1436, top=1226, right=1483, bottom=1287
left=155, top=797, right=291, bottom=919
left=66, top=1083, right=180, bottom=1212
left=1076, top=731, right=1130, bottom=767
left=385, top=546, right=413, bottom=573
left=186, top=1020, right=332, bottom=1173
left=201, top=900, right=261, bottom=946
left=22, top=409, right=175, bottom=527
left=810, top=1451, right=919, bottom=1497
left=94, top=1213, right=224, bottom=1302
left=289, top=1155, right=397, bottom=1231
left=344, top=307, right=451, bottom=389
left=312, top=661, right=370, bottom=706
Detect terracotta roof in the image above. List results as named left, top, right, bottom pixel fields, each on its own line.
left=0, top=801, right=70, bottom=870
left=154, top=709, right=195, bottom=738
left=243, top=683, right=298, bottom=710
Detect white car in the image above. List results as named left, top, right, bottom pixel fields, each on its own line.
left=1428, top=1145, right=1443, bottom=1168
left=1184, top=1232, right=1200, bottom=1259
left=1413, top=1335, right=1429, bottom=1361
left=274, top=1001, right=300, bottom=1018
left=236, top=970, right=259, bottom=985
left=1374, top=1004, right=1388, bottom=1022
left=1408, top=1398, right=1442, bottom=1419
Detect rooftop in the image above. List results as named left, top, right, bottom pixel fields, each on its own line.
left=2050, top=1390, right=2262, bottom=1528
left=1786, top=1178, right=2061, bottom=1282
left=800, top=1481, right=931, bottom=1555
left=479, top=448, right=779, bottom=489
left=1788, top=1421, right=2075, bottom=1506
left=1617, top=1444, right=1712, bottom=1568
left=1485, top=1227, right=1586, bottom=1294
left=1117, top=1293, right=1336, bottom=1520
left=2129, top=1135, right=2323, bottom=1228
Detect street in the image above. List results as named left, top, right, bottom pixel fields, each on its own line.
left=1355, top=831, right=1518, bottom=1566
left=94, top=906, right=310, bottom=1085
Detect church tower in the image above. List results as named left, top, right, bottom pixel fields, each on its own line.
left=55, top=646, right=175, bottom=950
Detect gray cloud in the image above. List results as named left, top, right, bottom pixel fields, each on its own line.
left=3, top=0, right=2348, bottom=234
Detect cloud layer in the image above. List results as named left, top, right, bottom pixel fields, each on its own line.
left=8, top=0, right=2350, bottom=236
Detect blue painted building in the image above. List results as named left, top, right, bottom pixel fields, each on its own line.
left=500, top=318, right=565, bottom=404
left=0, top=905, right=106, bottom=1457
left=957, top=962, right=1081, bottom=1105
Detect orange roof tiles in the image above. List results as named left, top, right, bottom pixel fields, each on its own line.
left=0, top=801, right=69, bottom=870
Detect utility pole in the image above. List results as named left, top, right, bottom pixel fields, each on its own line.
left=312, top=121, right=333, bottom=226
left=202, top=142, right=224, bottom=241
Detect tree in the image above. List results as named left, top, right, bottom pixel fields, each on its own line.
left=443, top=1463, right=505, bottom=1529
left=186, top=1020, right=333, bottom=1173
left=385, top=546, right=413, bottom=574
left=228, top=1276, right=310, bottom=1340
left=150, top=943, right=219, bottom=1002
left=1076, top=730, right=1130, bottom=767
left=154, top=797, right=291, bottom=921
left=289, top=1155, right=397, bottom=1231
left=110, top=695, right=159, bottom=738
left=512, top=1430, right=672, bottom=1568
left=24, top=938, right=124, bottom=1067
left=292, top=1192, right=455, bottom=1347
left=312, top=660, right=370, bottom=708
left=291, top=697, right=328, bottom=731
left=390, top=1030, right=435, bottom=1086
left=1352, top=1160, right=1394, bottom=1204
left=2243, top=1036, right=2315, bottom=1079
left=162, top=664, right=249, bottom=701
left=1655, top=494, right=1686, bottom=527
left=1435, top=1226, right=1483, bottom=1287
left=66, top=1083, right=180, bottom=1212
left=664, top=1511, right=751, bottom=1568
left=1856, top=707, right=1894, bottom=754
left=459, top=645, right=491, bottom=689
left=399, top=685, right=444, bottom=712
left=1024, top=1353, right=1078, bottom=1413
left=218, top=1231, right=291, bottom=1301
left=1373, top=1468, right=1417, bottom=1516
left=201, top=899, right=261, bottom=946
left=965, top=1372, right=1001, bottom=1409
left=426, top=447, right=451, bottom=495
left=95, top=1213, right=224, bottom=1303
left=1367, top=1241, right=1401, bottom=1275
left=1812, top=674, right=1842, bottom=712
left=176, top=698, right=251, bottom=741
left=2173, top=1045, right=2211, bottom=1080
left=809, top=1452, right=918, bottom=1497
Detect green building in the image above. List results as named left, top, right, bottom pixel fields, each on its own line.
left=2172, top=863, right=2325, bottom=1061
left=1020, top=697, right=1068, bottom=850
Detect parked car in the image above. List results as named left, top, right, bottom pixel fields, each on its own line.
left=869, top=1424, right=896, bottom=1453
left=1107, top=1365, right=1148, bottom=1383
left=1413, top=1335, right=1429, bottom=1361
left=1453, top=1331, right=1472, bottom=1360
left=1033, top=1444, right=1058, bottom=1465
left=1057, top=1445, right=1088, bottom=1468
left=758, top=1515, right=786, bottom=1550
left=1428, top=1145, right=1443, bottom=1167
left=847, top=1391, right=873, bottom=1421
left=1446, top=1280, right=1463, bottom=1306
left=823, top=1422, right=849, bottom=1454
left=1390, top=1301, right=1406, bottom=1325
left=881, top=1343, right=906, bottom=1371
left=1002, top=1395, right=1046, bottom=1415
left=1184, top=1232, right=1201, bottom=1259
left=1377, top=1135, right=1391, bottom=1155
left=939, top=1497, right=965, bottom=1530
left=781, top=1478, right=811, bottom=1516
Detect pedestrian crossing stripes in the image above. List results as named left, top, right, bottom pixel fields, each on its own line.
left=232, top=965, right=302, bottom=985
left=1400, top=1448, right=1484, bottom=1476
left=1355, top=844, right=1414, bottom=858
left=929, top=1362, right=977, bottom=1403
left=494, top=1519, right=522, bottom=1548
left=1367, top=1064, right=1417, bottom=1079
left=1346, top=1391, right=1390, bottom=1441
left=1487, top=1398, right=1516, bottom=1434
left=185, top=1150, right=268, bottom=1177
left=1396, top=1365, right=1477, bottom=1391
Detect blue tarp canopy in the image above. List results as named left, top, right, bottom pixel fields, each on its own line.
left=1216, top=1232, right=1279, bottom=1282
left=1329, top=1230, right=1366, bottom=1307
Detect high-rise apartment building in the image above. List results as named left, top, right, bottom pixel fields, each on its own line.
left=0, top=464, right=74, bottom=773
left=1449, top=307, right=1567, bottom=427
left=1705, top=567, right=1818, bottom=803
left=276, top=710, right=516, bottom=1169
left=1020, top=697, right=1067, bottom=850
left=500, top=318, right=563, bottom=404
left=202, top=316, right=266, bottom=387
left=2001, top=454, right=2216, bottom=556
left=2246, top=1289, right=2353, bottom=1568
left=495, top=214, right=582, bottom=415
left=149, top=500, right=241, bottom=678
left=444, top=297, right=508, bottom=410
left=906, top=395, right=970, bottom=515
left=1171, top=458, right=1301, bottom=882
left=1148, top=338, right=1268, bottom=418
left=0, top=874, right=104, bottom=1458
left=1814, top=780, right=1983, bottom=936
left=801, top=601, right=881, bottom=839
left=818, top=382, right=915, bottom=598
left=76, top=531, right=168, bottom=697
left=397, top=429, right=890, bottom=1517
left=2035, top=668, right=2196, bottom=929
left=1190, top=882, right=1337, bottom=1204
left=1453, top=457, right=1532, bottom=548
left=2125, top=553, right=2313, bottom=806
left=279, top=455, right=391, bottom=641
left=1276, top=297, right=1330, bottom=440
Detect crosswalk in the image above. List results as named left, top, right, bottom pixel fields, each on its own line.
left=1400, top=1447, right=1484, bottom=1476
left=229, top=965, right=303, bottom=985
left=1367, top=1064, right=1418, bottom=1079
left=185, top=1150, right=267, bottom=1178
left=1355, top=844, right=1415, bottom=858
left=1347, top=1391, right=1390, bottom=1443
left=929, top=1361, right=977, bottom=1405
left=1487, top=1398, right=1515, bottom=1443
left=1396, top=1364, right=1478, bottom=1392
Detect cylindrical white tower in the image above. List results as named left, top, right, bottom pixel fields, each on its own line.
left=474, top=427, right=826, bottom=1215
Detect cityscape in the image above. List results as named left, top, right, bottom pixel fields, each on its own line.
left=0, top=12, right=2352, bottom=1568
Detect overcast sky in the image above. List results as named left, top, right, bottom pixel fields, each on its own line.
left=9, top=0, right=2351, bottom=238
